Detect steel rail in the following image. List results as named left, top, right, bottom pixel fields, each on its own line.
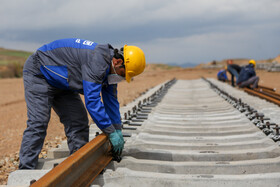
left=31, top=134, right=112, bottom=187
left=223, top=79, right=280, bottom=106
left=256, top=88, right=280, bottom=99
left=256, top=89, right=280, bottom=100
left=244, top=88, right=280, bottom=106
left=258, top=85, right=276, bottom=92
left=256, top=88, right=277, bottom=95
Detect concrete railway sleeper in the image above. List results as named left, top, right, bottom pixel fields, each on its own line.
left=203, top=78, right=280, bottom=142
left=7, top=78, right=280, bottom=186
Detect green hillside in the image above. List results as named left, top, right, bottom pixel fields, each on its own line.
left=0, top=48, right=33, bottom=78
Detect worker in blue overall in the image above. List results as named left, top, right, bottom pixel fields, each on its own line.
left=19, top=38, right=146, bottom=169
left=236, top=60, right=259, bottom=89
left=217, top=68, right=228, bottom=82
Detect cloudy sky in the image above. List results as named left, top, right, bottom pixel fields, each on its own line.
left=0, top=0, right=279, bottom=65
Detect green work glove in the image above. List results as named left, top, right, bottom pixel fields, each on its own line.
left=116, top=129, right=125, bottom=151
left=109, top=131, right=123, bottom=154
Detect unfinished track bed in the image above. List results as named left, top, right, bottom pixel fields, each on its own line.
left=94, top=79, right=280, bottom=186
left=8, top=79, right=280, bottom=187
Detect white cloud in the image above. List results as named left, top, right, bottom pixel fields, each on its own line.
left=0, top=0, right=279, bottom=63
left=141, top=25, right=280, bottom=64
left=1, top=0, right=279, bottom=29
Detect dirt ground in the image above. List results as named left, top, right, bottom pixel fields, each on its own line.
left=0, top=66, right=279, bottom=184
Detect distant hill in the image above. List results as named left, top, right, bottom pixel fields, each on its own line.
left=0, top=48, right=32, bottom=65
left=0, top=48, right=33, bottom=78
left=167, top=62, right=198, bottom=68
left=145, top=63, right=182, bottom=71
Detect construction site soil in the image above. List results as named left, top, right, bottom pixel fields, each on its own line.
left=0, top=65, right=279, bottom=184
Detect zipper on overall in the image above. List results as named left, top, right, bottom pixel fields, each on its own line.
left=43, top=65, right=69, bottom=82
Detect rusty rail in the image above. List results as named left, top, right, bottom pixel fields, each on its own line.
left=258, top=85, right=276, bottom=92
left=224, top=79, right=280, bottom=106
left=31, top=134, right=112, bottom=187
left=244, top=88, right=280, bottom=106
left=256, top=88, right=280, bottom=100
left=256, top=88, right=277, bottom=95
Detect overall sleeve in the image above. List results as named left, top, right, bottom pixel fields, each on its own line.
left=102, top=84, right=122, bottom=130
left=82, top=44, right=115, bottom=134
left=83, top=80, right=115, bottom=134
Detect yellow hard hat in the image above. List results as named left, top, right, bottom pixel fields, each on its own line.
left=249, top=59, right=256, bottom=67
left=123, top=45, right=146, bottom=83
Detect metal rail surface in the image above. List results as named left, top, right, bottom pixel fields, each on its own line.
left=225, top=79, right=280, bottom=106
left=258, top=85, right=276, bottom=92
left=256, top=88, right=280, bottom=100
left=224, top=78, right=280, bottom=106
left=31, top=134, right=112, bottom=187
left=244, top=88, right=280, bottom=106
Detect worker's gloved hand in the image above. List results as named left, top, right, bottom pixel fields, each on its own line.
left=116, top=130, right=124, bottom=143
left=109, top=131, right=124, bottom=155
left=116, top=130, right=124, bottom=154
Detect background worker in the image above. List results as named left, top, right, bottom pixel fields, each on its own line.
left=236, top=59, right=259, bottom=89
left=226, top=59, right=242, bottom=87
left=19, top=38, right=146, bottom=169
left=217, top=68, right=228, bottom=82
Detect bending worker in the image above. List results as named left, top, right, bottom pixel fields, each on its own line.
left=236, top=59, right=259, bottom=89
left=226, top=59, right=241, bottom=87
left=19, top=38, right=146, bottom=169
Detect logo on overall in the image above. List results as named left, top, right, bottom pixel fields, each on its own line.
left=75, top=39, right=94, bottom=46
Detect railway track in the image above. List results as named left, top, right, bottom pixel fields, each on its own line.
left=7, top=78, right=280, bottom=186
left=225, top=79, right=280, bottom=106
left=244, top=87, right=280, bottom=106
